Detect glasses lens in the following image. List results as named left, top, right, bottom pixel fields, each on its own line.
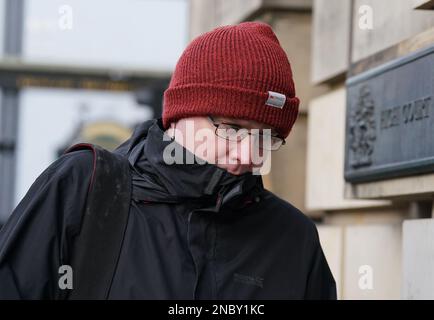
left=254, top=135, right=283, bottom=150
left=213, top=122, right=284, bottom=150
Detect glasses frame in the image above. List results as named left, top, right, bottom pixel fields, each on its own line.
left=207, top=116, right=286, bottom=151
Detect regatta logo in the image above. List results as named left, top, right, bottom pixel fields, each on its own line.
left=233, top=273, right=264, bottom=288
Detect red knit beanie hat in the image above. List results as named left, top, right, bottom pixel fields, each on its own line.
left=162, top=21, right=300, bottom=138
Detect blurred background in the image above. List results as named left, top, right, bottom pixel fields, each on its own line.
left=1, top=0, right=434, bottom=300
left=0, top=0, right=187, bottom=215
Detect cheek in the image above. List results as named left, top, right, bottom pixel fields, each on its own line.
left=215, top=138, right=229, bottom=160
left=200, top=136, right=228, bottom=164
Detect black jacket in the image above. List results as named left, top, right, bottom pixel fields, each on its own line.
left=0, top=118, right=336, bottom=299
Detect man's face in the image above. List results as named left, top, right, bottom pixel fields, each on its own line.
left=166, top=116, right=281, bottom=175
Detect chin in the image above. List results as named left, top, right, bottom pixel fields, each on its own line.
left=225, top=165, right=252, bottom=176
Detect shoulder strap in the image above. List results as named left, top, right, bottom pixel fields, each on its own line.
left=63, top=143, right=132, bottom=300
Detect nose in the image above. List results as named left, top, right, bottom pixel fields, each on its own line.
left=238, top=134, right=252, bottom=165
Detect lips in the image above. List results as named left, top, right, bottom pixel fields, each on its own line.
left=226, top=164, right=255, bottom=175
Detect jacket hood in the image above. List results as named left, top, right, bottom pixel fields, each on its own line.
left=114, top=118, right=263, bottom=209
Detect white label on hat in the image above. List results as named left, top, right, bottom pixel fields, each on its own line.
left=265, top=91, right=286, bottom=109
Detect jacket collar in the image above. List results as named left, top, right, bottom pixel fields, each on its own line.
left=115, top=118, right=263, bottom=208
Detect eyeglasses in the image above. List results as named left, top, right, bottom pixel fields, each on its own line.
left=207, top=116, right=286, bottom=151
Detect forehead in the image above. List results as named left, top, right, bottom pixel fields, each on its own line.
left=213, top=116, right=278, bottom=134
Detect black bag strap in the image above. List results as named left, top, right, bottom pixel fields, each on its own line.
left=63, top=143, right=132, bottom=299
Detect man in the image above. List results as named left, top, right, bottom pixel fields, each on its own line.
left=0, top=21, right=336, bottom=299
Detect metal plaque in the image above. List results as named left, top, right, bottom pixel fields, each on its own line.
left=345, top=45, right=434, bottom=183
